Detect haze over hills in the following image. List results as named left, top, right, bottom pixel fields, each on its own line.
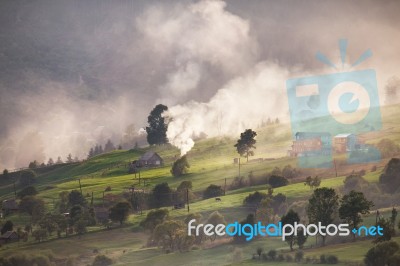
left=0, top=0, right=400, bottom=169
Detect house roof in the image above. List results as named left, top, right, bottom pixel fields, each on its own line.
left=295, top=132, right=330, bottom=139
left=334, top=133, right=355, bottom=138
left=0, top=231, right=17, bottom=239
left=139, top=151, right=160, bottom=161
left=2, top=199, right=18, bottom=210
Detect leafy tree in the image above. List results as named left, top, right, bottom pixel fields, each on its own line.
left=52, top=214, right=68, bottom=237
left=2, top=169, right=9, bottom=179
left=19, top=196, right=45, bottom=218
left=104, top=139, right=116, bottom=152
left=234, top=129, right=257, bottom=162
left=88, top=148, right=94, bottom=159
left=365, top=241, right=400, bottom=266
left=282, top=165, right=300, bottom=179
left=374, top=217, right=396, bottom=243
left=56, top=156, right=63, bottom=164
left=146, top=104, right=169, bottom=145
left=151, top=182, right=173, bottom=208
left=269, top=175, right=289, bottom=188
left=18, top=169, right=37, bottom=187
left=74, top=218, right=87, bottom=235
left=47, top=158, right=54, bottom=166
left=32, top=228, right=47, bottom=242
left=38, top=213, right=57, bottom=236
left=376, top=138, right=400, bottom=158
left=171, top=155, right=190, bottom=177
left=339, top=190, right=374, bottom=241
left=66, top=153, right=73, bottom=163
left=153, top=220, right=193, bottom=252
left=304, top=176, right=321, bottom=190
left=70, top=205, right=83, bottom=225
left=92, top=255, right=113, bottom=266
left=243, top=191, right=267, bottom=206
left=57, top=191, right=70, bottom=213
left=297, top=228, right=308, bottom=249
left=379, top=158, right=400, bottom=193
left=140, top=209, right=169, bottom=232
left=234, top=214, right=255, bottom=243
left=68, top=190, right=86, bottom=207
left=176, top=180, right=194, bottom=202
left=256, top=247, right=263, bottom=259
left=203, top=184, right=224, bottom=199
left=342, top=173, right=368, bottom=194
left=17, top=186, right=38, bottom=199
left=29, top=160, right=38, bottom=169
left=307, top=188, right=339, bottom=246
left=1, top=220, right=13, bottom=234
left=109, top=201, right=131, bottom=225
left=281, top=209, right=300, bottom=251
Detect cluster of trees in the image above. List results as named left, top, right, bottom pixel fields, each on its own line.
left=126, top=181, right=194, bottom=210
left=87, top=139, right=117, bottom=159
left=140, top=209, right=226, bottom=252
left=259, top=117, right=281, bottom=127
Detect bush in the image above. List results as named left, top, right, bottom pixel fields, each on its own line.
left=92, top=254, right=113, bottom=266
left=326, top=255, right=339, bottom=264
left=285, top=254, right=293, bottom=262
left=320, top=254, right=326, bottom=264
left=171, top=155, right=190, bottom=177
left=277, top=254, right=284, bottom=262
left=268, top=175, right=288, bottom=188
left=18, top=170, right=37, bottom=188
left=267, top=249, right=277, bottom=261
left=203, top=184, right=224, bottom=199
left=243, top=191, right=267, bottom=206
left=17, top=186, right=38, bottom=199
left=295, top=250, right=304, bottom=262
left=379, top=158, right=400, bottom=193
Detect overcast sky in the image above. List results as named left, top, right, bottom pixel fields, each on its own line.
left=0, top=0, right=399, bottom=168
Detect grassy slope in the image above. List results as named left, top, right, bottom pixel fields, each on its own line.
left=1, top=104, right=400, bottom=265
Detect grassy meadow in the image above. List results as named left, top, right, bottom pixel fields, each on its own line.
left=1, top=104, right=400, bottom=265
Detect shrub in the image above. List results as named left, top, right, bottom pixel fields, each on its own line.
left=326, top=255, right=339, bottom=264
left=277, top=254, right=284, bottom=262
left=243, top=191, right=267, bottom=206
left=267, top=249, right=277, bottom=261
left=18, top=170, right=37, bottom=187
left=92, top=254, right=113, bottom=266
left=171, top=155, right=190, bottom=177
left=203, top=184, right=224, bottom=199
left=105, top=186, right=112, bottom=192
left=320, top=254, right=327, bottom=264
left=295, top=250, right=304, bottom=262
left=285, top=254, right=293, bottom=262
left=268, top=175, right=288, bottom=188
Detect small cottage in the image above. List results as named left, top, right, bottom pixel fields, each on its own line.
left=2, top=199, right=19, bottom=215
left=0, top=231, right=19, bottom=244
left=136, top=151, right=163, bottom=167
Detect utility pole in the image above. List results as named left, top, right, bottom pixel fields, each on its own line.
left=186, top=188, right=190, bottom=213
left=78, top=179, right=83, bottom=195
left=224, top=178, right=226, bottom=196
left=13, top=180, right=16, bottom=198
left=333, top=159, right=338, bottom=177
left=238, top=158, right=241, bottom=178
left=138, top=171, right=141, bottom=185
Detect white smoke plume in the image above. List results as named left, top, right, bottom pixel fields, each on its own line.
left=136, top=0, right=258, bottom=106
left=167, top=63, right=290, bottom=155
